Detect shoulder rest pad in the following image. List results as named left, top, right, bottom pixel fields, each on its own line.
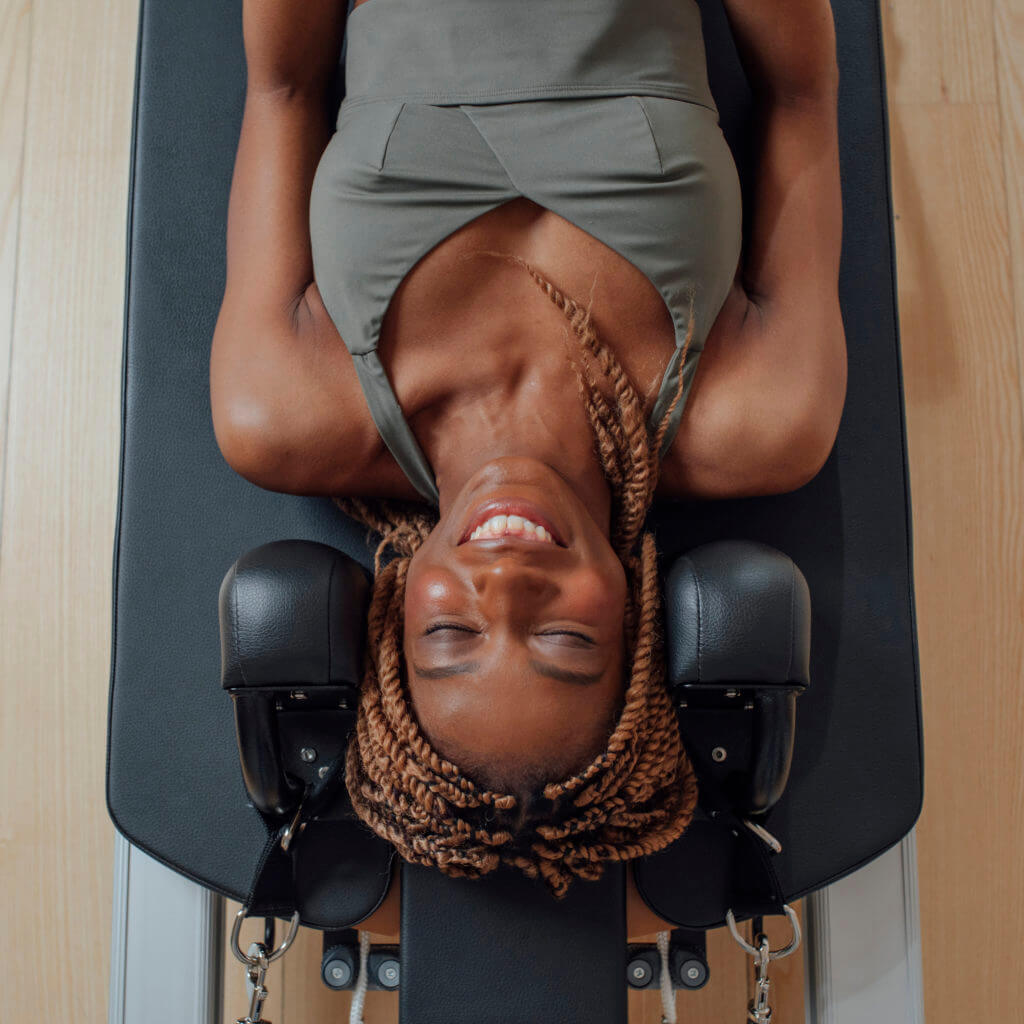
left=219, top=539, right=370, bottom=690
left=664, top=540, right=811, bottom=690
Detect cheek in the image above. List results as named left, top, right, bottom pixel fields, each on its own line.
left=404, top=558, right=462, bottom=620
left=569, top=560, right=628, bottom=630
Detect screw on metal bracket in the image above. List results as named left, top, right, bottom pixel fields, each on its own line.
left=323, top=958, right=352, bottom=989
left=626, top=940, right=710, bottom=992
left=678, top=958, right=708, bottom=989
left=377, top=958, right=400, bottom=990
left=320, top=940, right=401, bottom=992
left=627, top=957, right=653, bottom=988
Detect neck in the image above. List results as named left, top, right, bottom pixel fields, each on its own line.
left=393, top=248, right=619, bottom=534
left=428, top=415, right=614, bottom=538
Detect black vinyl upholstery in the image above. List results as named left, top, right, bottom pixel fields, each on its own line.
left=107, top=0, right=921, bottom=938
left=400, top=865, right=628, bottom=1024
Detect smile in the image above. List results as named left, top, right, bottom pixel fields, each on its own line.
left=466, top=514, right=558, bottom=544
left=458, top=499, right=567, bottom=546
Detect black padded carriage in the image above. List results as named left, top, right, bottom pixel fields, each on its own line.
left=107, top=0, right=922, bottom=1020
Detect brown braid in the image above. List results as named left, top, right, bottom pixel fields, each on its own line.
left=333, top=251, right=698, bottom=897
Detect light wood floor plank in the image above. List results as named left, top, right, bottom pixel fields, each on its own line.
left=281, top=924, right=346, bottom=1022
left=887, top=84, right=1024, bottom=1024
left=0, top=0, right=31, bottom=528
left=0, top=0, right=137, bottom=1019
left=883, top=0, right=998, bottom=104
left=994, top=0, right=1024, bottom=413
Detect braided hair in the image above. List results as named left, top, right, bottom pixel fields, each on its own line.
left=334, top=251, right=698, bottom=897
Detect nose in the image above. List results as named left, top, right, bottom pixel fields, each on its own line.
left=471, top=554, right=560, bottom=610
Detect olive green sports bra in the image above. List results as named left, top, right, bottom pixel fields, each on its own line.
left=309, top=0, right=742, bottom=505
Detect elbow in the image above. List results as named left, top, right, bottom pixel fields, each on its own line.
left=682, top=396, right=844, bottom=499
left=212, top=401, right=274, bottom=489
left=771, top=417, right=839, bottom=492
left=769, top=318, right=848, bottom=492
left=212, top=397, right=305, bottom=494
left=210, top=321, right=309, bottom=493
left=681, top=317, right=847, bottom=499
left=764, top=382, right=846, bottom=494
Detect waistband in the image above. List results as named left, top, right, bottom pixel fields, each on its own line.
left=342, top=0, right=716, bottom=110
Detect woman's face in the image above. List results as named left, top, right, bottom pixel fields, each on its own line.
left=403, top=457, right=628, bottom=788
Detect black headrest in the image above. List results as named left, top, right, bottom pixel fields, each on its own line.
left=664, top=540, right=811, bottom=691
left=219, top=539, right=370, bottom=691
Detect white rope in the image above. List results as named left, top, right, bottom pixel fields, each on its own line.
left=656, top=931, right=677, bottom=1024
left=348, top=931, right=372, bottom=1024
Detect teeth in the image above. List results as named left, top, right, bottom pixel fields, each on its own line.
left=467, top=514, right=557, bottom=544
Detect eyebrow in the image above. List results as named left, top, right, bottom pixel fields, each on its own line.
left=411, top=659, right=604, bottom=686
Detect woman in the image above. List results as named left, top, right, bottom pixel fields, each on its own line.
left=211, top=0, right=845, bottom=911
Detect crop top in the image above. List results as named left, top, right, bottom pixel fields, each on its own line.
left=308, top=0, right=742, bottom=505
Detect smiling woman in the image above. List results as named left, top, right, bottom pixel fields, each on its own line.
left=404, top=467, right=630, bottom=797
left=212, top=0, right=843, bottom=899
left=336, top=265, right=698, bottom=897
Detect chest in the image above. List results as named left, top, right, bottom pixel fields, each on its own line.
left=375, top=197, right=679, bottom=422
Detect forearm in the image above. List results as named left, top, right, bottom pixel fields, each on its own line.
left=741, top=94, right=842, bottom=307
left=213, top=87, right=336, bottom=477
left=223, top=90, right=333, bottom=314
left=217, top=2, right=345, bottom=402
left=720, top=0, right=838, bottom=103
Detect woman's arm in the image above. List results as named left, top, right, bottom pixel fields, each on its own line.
left=210, top=0, right=370, bottom=487
left=220, top=0, right=344, bottom=317
left=660, top=0, right=846, bottom=499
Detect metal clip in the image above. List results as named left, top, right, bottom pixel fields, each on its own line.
left=280, top=799, right=307, bottom=853
left=230, top=908, right=301, bottom=1024
left=742, top=819, right=783, bottom=854
left=747, top=935, right=773, bottom=1023
left=238, top=947, right=271, bottom=1024
left=725, top=905, right=802, bottom=1024
left=725, top=904, right=801, bottom=960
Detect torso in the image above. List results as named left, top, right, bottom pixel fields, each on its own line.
left=302, top=0, right=743, bottom=501
left=377, top=195, right=679, bottom=425
left=305, top=192, right=700, bottom=500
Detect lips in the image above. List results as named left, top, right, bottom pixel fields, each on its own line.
left=458, top=498, right=567, bottom=547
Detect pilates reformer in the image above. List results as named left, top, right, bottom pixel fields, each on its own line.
left=106, top=0, right=923, bottom=1021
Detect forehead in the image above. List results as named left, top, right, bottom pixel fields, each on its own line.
left=408, top=658, right=621, bottom=778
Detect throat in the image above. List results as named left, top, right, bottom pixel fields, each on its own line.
left=371, top=201, right=667, bottom=528
left=379, top=240, right=615, bottom=522
left=422, top=359, right=614, bottom=532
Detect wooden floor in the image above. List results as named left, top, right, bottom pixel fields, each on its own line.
left=1, top=0, right=1021, bottom=1021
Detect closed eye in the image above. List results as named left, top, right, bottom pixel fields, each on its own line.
left=423, top=623, right=479, bottom=636
left=538, top=630, right=595, bottom=645
left=424, top=624, right=595, bottom=644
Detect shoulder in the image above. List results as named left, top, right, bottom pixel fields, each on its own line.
left=656, top=282, right=845, bottom=500
left=213, top=282, right=422, bottom=501
left=655, top=284, right=752, bottom=499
